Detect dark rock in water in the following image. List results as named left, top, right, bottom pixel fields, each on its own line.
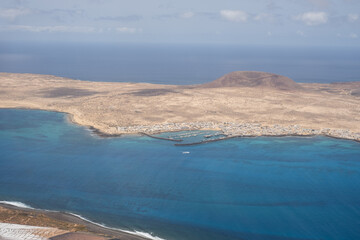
left=201, top=71, right=300, bottom=91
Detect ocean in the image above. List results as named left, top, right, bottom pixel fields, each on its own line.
left=0, top=109, right=360, bottom=240
left=1, top=42, right=360, bottom=84
left=1, top=42, right=360, bottom=239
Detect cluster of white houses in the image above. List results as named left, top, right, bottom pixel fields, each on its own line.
left=113, top=122, right=360, bottom=142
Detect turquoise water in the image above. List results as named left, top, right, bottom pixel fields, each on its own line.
left=0, top=109, right=360, bottom=240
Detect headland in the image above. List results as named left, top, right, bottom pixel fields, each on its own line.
left=0, top=71, right=359, bottom=142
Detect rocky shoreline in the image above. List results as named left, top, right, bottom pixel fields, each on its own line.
left=0, top=203, right=151, bottom=240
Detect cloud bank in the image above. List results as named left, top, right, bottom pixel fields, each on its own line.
left=347, top=13, right=358, bottom=22
left=0, top=8, right=31, bottom=20
left=295, top=11, right=328, bottom=26
left=220, top=10, right=248, bottom=22
left=115, top=27, right=142, bottom=33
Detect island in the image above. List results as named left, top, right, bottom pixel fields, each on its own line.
left=0, top=71, right=359, bottom=142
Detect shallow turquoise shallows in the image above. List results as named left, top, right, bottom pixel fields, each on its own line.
left=0, top=109, right=360, bottom=240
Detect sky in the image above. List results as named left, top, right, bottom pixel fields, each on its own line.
left=0, top=0, right=359, bottom=46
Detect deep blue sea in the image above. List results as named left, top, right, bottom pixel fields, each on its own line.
left=1, top=42, right=360, bottom=84
left=0, top=109, right=360, bottom=240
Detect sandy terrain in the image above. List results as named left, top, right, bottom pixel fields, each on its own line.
left=0, top=71, right=359, bottom=139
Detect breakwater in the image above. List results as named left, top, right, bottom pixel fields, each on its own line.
left=140, top=132, right=183, bottom=142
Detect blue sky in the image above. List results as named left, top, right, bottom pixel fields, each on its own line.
left=0, top=0, right=359, bottom=46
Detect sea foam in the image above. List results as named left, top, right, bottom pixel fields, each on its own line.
left=0, top=201, right=34, bottom=209
left=68, top=213, right=166, bottom=240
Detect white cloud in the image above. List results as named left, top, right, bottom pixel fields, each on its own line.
left=296, top=30, right=305, bottom=36
left=347, top=13, right=358, bottom=22
left=220, top=10, right=248, bottom=22
left=0, top=25, right=143, bottom=34
left=115, top=27, right=142, bottom=33
left=180, top=11, right=194, bottom=19
left=295, top=11, right=328, bottom=26
left=254, top=13, right=273, bottom=22
left=0, top=25, right=98, bottom=33
left=350, top=33, right=358, bottom=39
left=0, top=8, right=31, bottom=21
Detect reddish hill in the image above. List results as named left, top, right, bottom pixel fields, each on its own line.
left=201, top=71, right=300, bottom=91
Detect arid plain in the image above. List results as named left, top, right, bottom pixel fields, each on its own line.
left=0, top=71, right=359, bottom=141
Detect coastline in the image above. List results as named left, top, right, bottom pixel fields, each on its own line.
left=2, top=104, right=360, bottom=239
left=0, top=202, right=162, bottom=240
left=0, top=107, right=359, bottom=144
left=71, top=116, right=360, bottom=144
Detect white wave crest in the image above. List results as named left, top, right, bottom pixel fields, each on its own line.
left=0, top=201, right=34, bottom=209
left=68, top=213, right=166, bottom=240
left=122, top=229, right=166, bottom=240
